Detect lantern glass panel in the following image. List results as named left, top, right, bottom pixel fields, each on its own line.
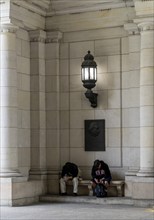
left=81, top=68, right=84, bottom=81
left=90, top=67, right=97, bottom=80
left=89, top=68, right=93, bottom=80
left=89, top=67, right=97, bottom=80
left=82, top=67, right=89, bottom=81
left=84, top=68, right=89, bottom=80
left=94, top=68, right=97, bottom=80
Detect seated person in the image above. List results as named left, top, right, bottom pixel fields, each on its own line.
left=91, top=159, right=112, bottom=197
left=60, top=162, right=79, bottom=196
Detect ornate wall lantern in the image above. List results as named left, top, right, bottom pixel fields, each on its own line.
left=81, top=51, right=98, bottom=108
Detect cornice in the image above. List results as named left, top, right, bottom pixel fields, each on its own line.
left=0, top=0, right=46, bottom=30
left=133, top=1, right=154, bottom=31
left=47, top=0, right=134, bottom=16
left=0, top=23, right=19, bottom=33
left=134, top=0, right=154, bottom=17
left=138, top=21, right=154, bottom=31
left=0, top=0, right=136, bottom=32
left=46, top=7, right=136, bottom=32
left=29, top=30, right=63, bottom=43
left=0, top=0, right=11, bottom=25
left=1, top=0, right=134, bottom=18
left=124, top=23, right=140, bottom=35
left=29, top=30, right=46, bottom=42
left=11, top=0, right=50, bottom=16
left=46, top=31, right=63, bottom=43
left=134, top=16, right=154, bottom=29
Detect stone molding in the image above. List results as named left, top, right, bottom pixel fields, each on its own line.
left=29, top=30, right=46, bottom=42
left=124, top=21, right=154, bottom=35
left=1, top=0, right=135, bottom=32
left=0, top=169, right=22, bottom=178
left=46, top=31, right=63, bottom=43
left=138, top=21, right=154, bottom=31
left=0, top=24, right=19, bottom=33
left=29, top=168, right=47, bottom=175
left=12, top=0, right=48, bottom=16
left=124, top=23, right=140, bottom=35
left=134, top=0, right=154, bottom=17
left=11, top=0, right=134, bottom=17
left=29, top=30, right=63, bottom=43
left=46, top=7, right=135, bottom=32
left=137, top=169, right=154, bottom=177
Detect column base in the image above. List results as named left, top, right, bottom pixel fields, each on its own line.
left=29, top=168, right=47, bottom=180
left=125, top=175, right=154, bottom=200
left=125, top=168, right=139, bottom=176
left=0, top=176, right=47, bottom=206
left=137, top=169, right=154, bottom=177
left=0, top=169, right=22, bottom=178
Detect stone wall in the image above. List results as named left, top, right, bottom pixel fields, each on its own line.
left=0, top=0, right=153, bottom=205
left=57, top=26, right=139, bottom=179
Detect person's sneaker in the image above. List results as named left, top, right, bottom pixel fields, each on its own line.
left=61, top=193, right=67, bottom=196
left=96, top=195, right=102, bottom=198
left=73, top=193, right=78, bottom=196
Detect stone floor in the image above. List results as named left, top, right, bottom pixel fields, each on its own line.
left=40, top=195, right=154, bottom=208
left=1, top=199, right=154, bottom=220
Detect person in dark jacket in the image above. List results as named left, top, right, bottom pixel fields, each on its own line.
left=60, top=162, right=79, bottom=196
left=91, top=159, right=112, bottom=197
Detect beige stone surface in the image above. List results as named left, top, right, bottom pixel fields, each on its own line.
left=0, top=0, right=154, bottom=206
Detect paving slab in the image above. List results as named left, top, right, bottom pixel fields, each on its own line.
left=40, top=195, right=154, bottom=208
left=1, top=201, right=154, bottom=220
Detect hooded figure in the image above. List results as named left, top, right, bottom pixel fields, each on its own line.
left=91, top=159, right=112, bottom=197
left=60, top=162, right=79, bottom=196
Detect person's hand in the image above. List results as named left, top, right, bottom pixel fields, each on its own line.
left=94, top=178, right=99, bottom=184
left=63, top=175, right=69, bottom=182
left=68, top=176, right=73, bottom=180
left=104, top=181, right=109, bottom=187
left=63, top=175, right=72, bottom=182
left=100, top=178, right=104, bottom=183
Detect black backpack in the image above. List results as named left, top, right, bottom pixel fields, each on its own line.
left=94, top=184, right=107, bottom=197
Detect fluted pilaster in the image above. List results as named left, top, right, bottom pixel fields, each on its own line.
left=29, top=30, right=47, bottom=179
left=0, top=24, right=22, bottom=177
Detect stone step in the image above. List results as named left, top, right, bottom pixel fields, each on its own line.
left=40, top=195, right=134, bottom=206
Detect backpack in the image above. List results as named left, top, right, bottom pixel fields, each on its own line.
left=94, top=184, right=107, bottom=197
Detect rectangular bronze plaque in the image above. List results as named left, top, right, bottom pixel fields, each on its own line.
left=84, top=119, right=105, bottom=151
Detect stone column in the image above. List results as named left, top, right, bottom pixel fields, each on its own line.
left=29, top=30, right=47, bottom=179
left=137, top=21, right=154, bottom=177
left=0, top=24, right=21, bottom=177
left=124, top=23, right=140, bottom=176
left=124, top=1, right=154, bottom=202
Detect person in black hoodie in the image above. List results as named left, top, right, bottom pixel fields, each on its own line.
left=91, top=159, right=112, bottom=197
left=60, top=162, right=79, bottom=196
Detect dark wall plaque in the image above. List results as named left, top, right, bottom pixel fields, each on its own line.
left=84, top=119, right=105, bottom=151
